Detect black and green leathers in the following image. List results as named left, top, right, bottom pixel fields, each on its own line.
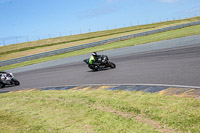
left=89, top=55, right=95, bottom=64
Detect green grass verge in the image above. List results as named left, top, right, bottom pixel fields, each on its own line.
left=1, top=24, right=200, bottom=71
left=0, top=89, right=199, bottom=133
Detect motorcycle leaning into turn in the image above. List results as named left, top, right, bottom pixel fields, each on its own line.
left=83, top=55, right=116, bottom=71
left=0, top=71, right=20, bottom=88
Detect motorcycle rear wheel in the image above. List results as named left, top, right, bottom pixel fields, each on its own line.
left=0, top=83, right=5, bottom=88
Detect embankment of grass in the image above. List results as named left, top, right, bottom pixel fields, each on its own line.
left=0, top=89, right=199, bottom=133
left=0, top=16, right=200, bottom=61
left=0, top=25, right=157, bottom=56
left=1, top=24, right=200, bottom=71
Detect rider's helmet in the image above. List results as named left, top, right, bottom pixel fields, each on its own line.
left=92, top=52, right=97, bottom=57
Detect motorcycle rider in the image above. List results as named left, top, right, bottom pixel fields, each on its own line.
left=0, top=71, right=7, bottom=84
left=0, top=71, right=12, bottom=84
left=89, top=52, right=103, bottom=70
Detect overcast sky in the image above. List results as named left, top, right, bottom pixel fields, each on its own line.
left=0, top=0, right=200, bottom=45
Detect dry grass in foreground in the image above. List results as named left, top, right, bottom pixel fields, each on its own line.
left=0, top=89, right=199, bottom=133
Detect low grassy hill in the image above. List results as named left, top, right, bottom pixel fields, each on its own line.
left=1, top=17, right=200, bottom=61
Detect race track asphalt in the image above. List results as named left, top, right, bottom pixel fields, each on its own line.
left=1, top=35, right=200, bottom=92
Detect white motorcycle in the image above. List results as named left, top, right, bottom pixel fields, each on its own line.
left=0, top=71, right=20, bottom=88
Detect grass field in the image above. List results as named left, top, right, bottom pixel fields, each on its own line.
left=0, top=89, right=199, bottom=133
left=1, top=23, right=200, bottom=71
left=0, top=17, right=200, bottom=61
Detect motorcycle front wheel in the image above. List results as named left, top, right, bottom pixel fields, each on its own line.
left=109, top=62, right=116, bottom=69
left=12, top=79, right=20, bottom=86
